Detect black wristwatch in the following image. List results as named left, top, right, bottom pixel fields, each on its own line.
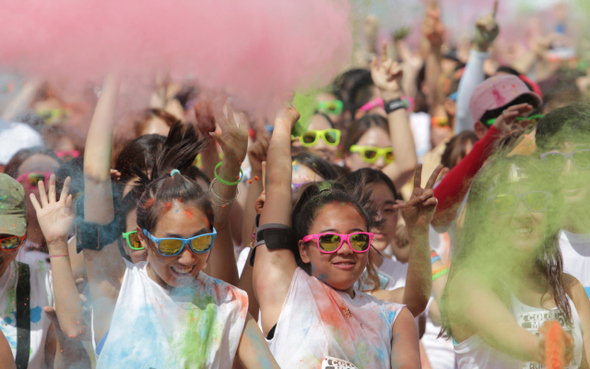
left=384, top=98, right=406, bottom=114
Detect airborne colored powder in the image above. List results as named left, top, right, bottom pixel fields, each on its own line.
left=0, top=0, right=353, bottom=110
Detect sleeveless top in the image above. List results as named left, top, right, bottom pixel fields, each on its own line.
left=96, top=260, right=248, bottom=369
left=455, top=288, right=584, bottom=369
left=267, top=268, right=406, bottom=368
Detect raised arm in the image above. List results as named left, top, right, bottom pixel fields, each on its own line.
left=31, top=176, right=87, bottom=339
left=455, top=7, right=499, bottom=133
left=398, top=164, right=442, bottom=316
left=371, top=42, right=418, bottom=190
left=431, top=104, right=528, bottom=229
left=201, top=101, right=248, bottom=286
left=252, top=107, right=300, bottom=335
left=82, top=75, right=126, bottom=344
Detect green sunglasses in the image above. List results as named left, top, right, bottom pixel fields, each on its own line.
left=350, top=145, right=394, bottom=164
left=485, top=114, right=544, bottom=126
left=292, top=129, right=341, bottom=147
left=317, top=100, right=344, bottom=115
left=122, top=230, right=144, bottom=250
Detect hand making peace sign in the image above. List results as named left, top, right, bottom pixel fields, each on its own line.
left=402, top=164, right=444, bottom=231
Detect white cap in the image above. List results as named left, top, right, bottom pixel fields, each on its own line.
left=0, top=119, right=44, bottom=165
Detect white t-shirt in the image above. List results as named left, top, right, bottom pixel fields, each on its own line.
left=560, top=231, right=590, bottom=298
left=455, top=288, right=584, bottom=369
left=0, top=260, right=54, bottom=369
left=268, top=268, right=406, bottom=368
left=96, top=261, right=248, bottom=369
left=16, top=240, right=50, bottom=267
left=0, top=119, right=44, bottom=165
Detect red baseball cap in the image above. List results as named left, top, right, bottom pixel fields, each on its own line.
left=469, top=75, right=543, bottom=123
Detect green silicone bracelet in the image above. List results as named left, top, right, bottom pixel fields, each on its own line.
left=214, top=161, right=243, bottom=186
left=432, top=268, right=449, bottom=281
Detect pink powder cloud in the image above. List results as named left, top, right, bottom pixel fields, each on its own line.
left=0, top=0, right=352, bottom=109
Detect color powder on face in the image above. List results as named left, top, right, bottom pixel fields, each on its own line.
left=185, top=209, right=193, bottom=219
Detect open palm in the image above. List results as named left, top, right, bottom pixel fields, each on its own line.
left=402, top=164, right=443, bottom=230
left=30, top=175, right=74, bottom=245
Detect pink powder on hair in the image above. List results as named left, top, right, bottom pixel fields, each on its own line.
left=0, top=0, right=352, bottom=111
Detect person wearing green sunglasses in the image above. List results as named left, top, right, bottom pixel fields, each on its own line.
left=536, top=104, right=590, bottom=303
left=71, top=76, right=279, bottom=369
left=442, top=155, right=589, bottom=367
left=291, top=113, right=342, bottom=164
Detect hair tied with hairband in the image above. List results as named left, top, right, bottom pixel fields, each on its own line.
left=318, top=181, right=332, bottom=195
left=170, top=169, right=181, bottom=177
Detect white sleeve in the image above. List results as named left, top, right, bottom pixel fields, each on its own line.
left=455, top=49, right=490, bottom=134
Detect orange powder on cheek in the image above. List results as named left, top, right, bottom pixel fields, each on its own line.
left=164, top=202, right=172, bottom=213
left=185, top=209, right=193, bottom=219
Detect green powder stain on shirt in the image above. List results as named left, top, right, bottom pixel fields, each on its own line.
left=168, top=294, right=223, bottom=369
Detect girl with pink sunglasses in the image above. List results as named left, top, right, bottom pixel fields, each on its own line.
left=253, top=107, right=440, bottom=368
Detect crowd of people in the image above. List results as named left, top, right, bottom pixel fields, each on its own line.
left=1, top=1, right=590, bottom=368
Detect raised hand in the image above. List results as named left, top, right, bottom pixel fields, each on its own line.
left=274, top=106, right=300, bottom=132
left=402, top=164, right=443, bottom=232
left=248, top=132, right=271, bottom=173
left=210, top=99, right=249, bottom=165
left=30, top=175, right=74, bottom=246
left=423, top=1, right=444, bottom=49
left=491, top=103, right=534, bottom=132
left=474, top=0, right=499, bottom=52
left=371, top=41, right=403, bottom=98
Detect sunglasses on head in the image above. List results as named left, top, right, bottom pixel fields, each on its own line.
left=317, top=100, right=344, bottom=116
left=489, top=191, right=550, bottom=214
left=349, top=145, right=394, bottom=164
left=358, top=97, right=413, bottom=113
left=540, top=150, right=590, bottom=172
left=293, top=129, right=341, bottom=147
left=122, top=230, right=144, bottom=250
left=0, top=235, right=26, bottom=251
left=142, top=228, right=217, bottom=257
left=485, top=114, right=544, bottom=126
left=36, top=107, right=71, bottom=125
left=303, top=232, right=373, bottom=254
left=16, top=172, right=54, bottom=188
left=56, top=150, right=80, bottom=162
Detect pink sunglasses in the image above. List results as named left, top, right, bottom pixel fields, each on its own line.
left=358, top=96, right=414, bottom=113
left=16, top=172, right=54, bottom=188
left=303, top=232, right=373, bottom=254
left=56, top=150, right=80, bottom=160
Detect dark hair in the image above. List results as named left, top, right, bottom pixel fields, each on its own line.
left=348, top=71, right=376, bottom=118
left=440, top=155, right=570, bottom=338
left=342, top=115, right=390, bottom=155
left=332, top=68, right=372, bottom=112
left=115, top=134, right=166, bottom=185
left=440, top=131, right=479, bottom=170
left=291, top=181, right=381, bottom=291
left=4, top=146, right=60, bottom=178
left=55, top=157, right=84, bottom=196
left=292, top=153, right=339, bottom=182
left=535, top=103, right=590, bottom=150
left=135, top=123, right=213, bottom=234
left=340, top=168, right=401, bottom=203
left=113, top=108, right=180, bottom=165
left=479, top=94, right=541, bottom=124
